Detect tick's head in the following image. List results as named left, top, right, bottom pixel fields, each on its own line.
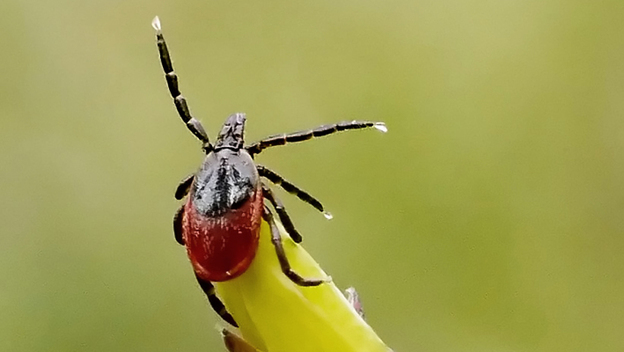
left=213, top=113, right=246, bottom=151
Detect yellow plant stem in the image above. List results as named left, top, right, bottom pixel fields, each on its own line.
left=215, top=220, right=390, bottom=352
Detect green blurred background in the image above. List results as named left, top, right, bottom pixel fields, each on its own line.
left=2, top=0, right=623, bottom=351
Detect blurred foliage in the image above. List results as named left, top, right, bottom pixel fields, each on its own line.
left=1, top=0, right=624, bottom=351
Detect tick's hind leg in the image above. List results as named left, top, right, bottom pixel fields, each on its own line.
left=263, top=206, right=329, bottom=287
left=195, top=274, right=239, bottom=327
left=246, top=120, right=386, bottom=156
left=262, top=184, right=302, bottom=243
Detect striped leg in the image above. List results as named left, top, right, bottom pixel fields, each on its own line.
left=195, top=274, right=238, bottom=327
left=262, top=184, right=302, bottom=243
left=246, top=120, right=386, bottom=156
left=152, top=17, right=212, bottom=150
left=257, top=165, right=330, bottom=219
left=263, top=207, right=328, bottom=287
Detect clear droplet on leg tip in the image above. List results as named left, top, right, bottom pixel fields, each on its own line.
left=152, top=16, right=161, bottom=31
left=323, top=211, right=333, bottom=220
left=373, top=122, right=388, bottom=133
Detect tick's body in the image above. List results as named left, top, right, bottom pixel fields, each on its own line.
left=153, top=16, right=386, bottom=328
left=182, top=119, right=264, bottom=281
left=183, top=122, right=263, bottom=282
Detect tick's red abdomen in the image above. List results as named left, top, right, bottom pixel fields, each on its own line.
left=182, top=187, right=263, bottom=282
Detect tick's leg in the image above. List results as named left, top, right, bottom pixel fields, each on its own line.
left=345, top=287, right=366, bottom=320
left=152, top=17, right=212, bottom=150
left=246, top=120, right=386, bottom=156
left=195, top=274, right=239, bottom=327
left=175, top=174, right=194, bottom=200
left=262, top=183, right=302, bottom=243
left=263, top=207, right=327, bottom=287
left=257, top=165, right=330, bottom=219
left=173, top=205, right=185, bottom=245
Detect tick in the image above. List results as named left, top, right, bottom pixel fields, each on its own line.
left=152, top=17, right=387, bottom=327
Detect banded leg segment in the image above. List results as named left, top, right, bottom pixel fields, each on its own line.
left=195, top=274, right=238, bottom=327
left=263, top=207, right=327, bottom=287
left=246, top=120, right=386, bottom=156
left=152, top=17, right=212, bottom=149
left=257, top=165, right=325, bottom=214
left=262, top=184, right=302, bottom=243
left=175, top=174, right=194, bottom=200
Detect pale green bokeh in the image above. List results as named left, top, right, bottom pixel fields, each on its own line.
left=1, top=1, right=623, bottom=351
